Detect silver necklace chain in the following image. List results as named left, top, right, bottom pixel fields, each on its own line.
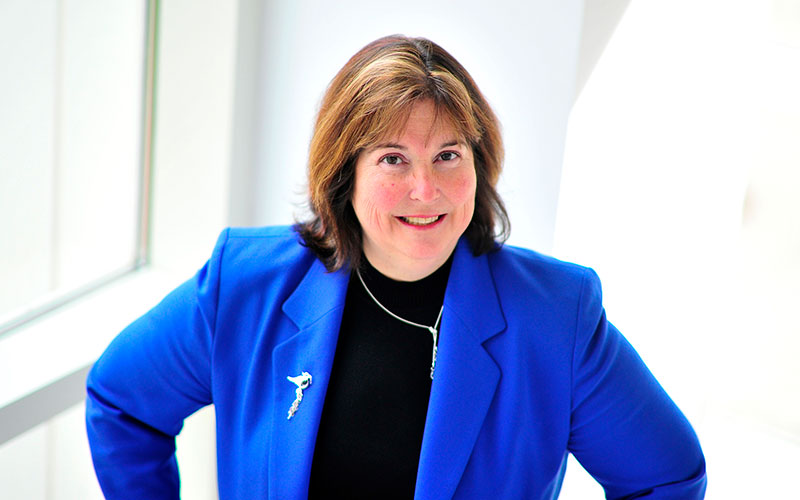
left=356, top=267, right=442, bottom=380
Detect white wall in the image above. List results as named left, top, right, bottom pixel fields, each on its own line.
left=0, top=403, right=102, bottom=500
left=555, top=1, right=800, bottom=496
left=150, top=0, right=239, bottom=274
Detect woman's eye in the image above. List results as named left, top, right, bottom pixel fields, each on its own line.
left=438, top=151, right=460, bottom=162
left=380, top=154, right=404, bottom=165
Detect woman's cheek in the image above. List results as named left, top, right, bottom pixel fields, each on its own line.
left=373, top=181, right=404, bottom=210
left=452, top=168, right=477, bottom=202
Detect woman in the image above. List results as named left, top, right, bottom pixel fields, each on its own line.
left=86, top=35, right=706, bottom=499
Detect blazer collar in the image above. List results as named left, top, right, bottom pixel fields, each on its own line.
left=282, top=256, right=349, bottom=329
left=415, top=238, right=506, bottom=500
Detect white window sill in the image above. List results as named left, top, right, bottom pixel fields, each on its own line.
left=0, top=266, right=182, bottom=445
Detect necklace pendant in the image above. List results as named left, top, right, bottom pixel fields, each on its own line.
left=430, top=345, right=438, bottom=380
left=429, top=326, right=439, bottom=380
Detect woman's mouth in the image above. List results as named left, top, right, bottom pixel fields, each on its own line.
left=398, top=215, right=444, bottom=226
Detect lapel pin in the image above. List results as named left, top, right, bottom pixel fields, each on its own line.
left=286, top=372, right=312, bottom=420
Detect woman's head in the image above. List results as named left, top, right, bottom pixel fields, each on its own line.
left=298, top=35, right=509, bottom=274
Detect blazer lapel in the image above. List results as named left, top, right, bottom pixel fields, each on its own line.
left=267, top=258, right=349, bottom=500
left=414, top=239, right=507, bottom=500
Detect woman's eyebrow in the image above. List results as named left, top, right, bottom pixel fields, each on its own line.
left=369, top=140, right=463, bottom=151
left=366, top=143, right=406, bottom=153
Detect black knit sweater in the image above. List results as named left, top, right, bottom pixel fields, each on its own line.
left=308, top=254, right=453, bottom=499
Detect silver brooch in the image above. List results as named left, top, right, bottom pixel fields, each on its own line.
left=286, top=372, right=312, bottom=420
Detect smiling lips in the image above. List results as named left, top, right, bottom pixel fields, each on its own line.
left=398, top=215, right=444, bottom=226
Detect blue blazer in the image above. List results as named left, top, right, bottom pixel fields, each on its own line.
left=86, top=226, right=706, bottom=499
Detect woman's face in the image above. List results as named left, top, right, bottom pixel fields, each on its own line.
left=352, top=100, right=476, bottom=281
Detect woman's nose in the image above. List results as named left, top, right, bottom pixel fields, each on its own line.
left=408, top=165, right=440, bottom=202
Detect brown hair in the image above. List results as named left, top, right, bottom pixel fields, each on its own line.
left=296, top=35, right=509, bottom=271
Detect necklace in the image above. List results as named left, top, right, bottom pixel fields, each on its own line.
left=356, top=267, right=443, bottom=380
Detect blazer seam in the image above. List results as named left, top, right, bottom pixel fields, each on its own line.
left=569, top=268, right=591, bottom=419
left=209, top=227, right=231, bottom=397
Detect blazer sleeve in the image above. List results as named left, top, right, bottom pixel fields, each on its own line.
left=85, top=229, right=228, bottom=499
left=567, top=268, right=707, bottom=499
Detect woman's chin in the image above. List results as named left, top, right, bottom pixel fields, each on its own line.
left=386, top=246, right=457, bottom=280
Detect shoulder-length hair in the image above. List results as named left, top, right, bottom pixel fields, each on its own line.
left=296, top=35, right=509, bottom=272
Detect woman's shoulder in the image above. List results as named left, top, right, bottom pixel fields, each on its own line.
left=489, top=243, right=599, bottom=290
left=225, top=224, right=301, bottom=242
left=211, top=225, right=317, bottom=276
left=481, top=242, right=603, bottom=314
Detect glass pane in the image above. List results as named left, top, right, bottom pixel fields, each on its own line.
left=0, top=0, right=147, bottom=326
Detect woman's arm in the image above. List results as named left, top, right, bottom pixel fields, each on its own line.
left=568, top=269, right=707, bottom=499
left=86, top=230, right=228, bottom=499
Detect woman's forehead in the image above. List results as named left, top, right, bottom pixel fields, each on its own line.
left=368, top=104, right=467, bottom=147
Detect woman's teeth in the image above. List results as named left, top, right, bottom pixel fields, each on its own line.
left=401, top=215, right=441, bottom=226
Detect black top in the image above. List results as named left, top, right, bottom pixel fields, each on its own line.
left=308, top=255, right=453, bottom=499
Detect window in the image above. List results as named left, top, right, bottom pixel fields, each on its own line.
left=0, top=0, right=151, bottom=336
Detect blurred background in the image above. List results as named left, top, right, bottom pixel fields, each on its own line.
left=1, top=0, right=797, bottom=498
